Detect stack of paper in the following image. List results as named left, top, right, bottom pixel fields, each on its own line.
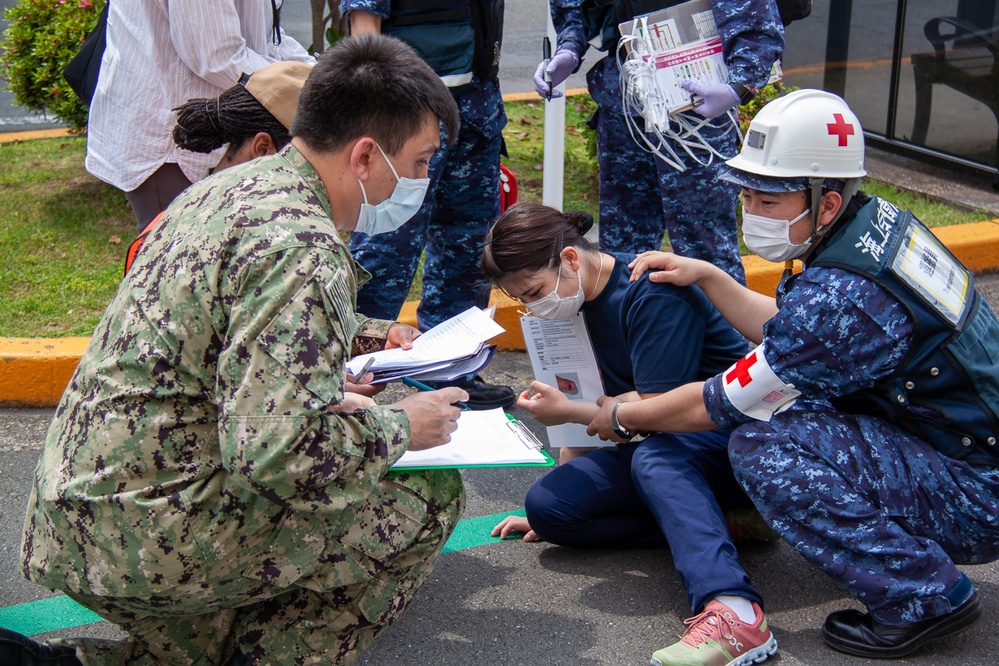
left=346, top=306, right=505, bottom=384
left=391, top=408, right=553, bottom=469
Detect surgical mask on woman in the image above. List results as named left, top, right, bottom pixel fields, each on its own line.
left=355, top=143, right=430, bottom=236
left=742, top=208, right=812, bottom=263
left=528, top=262, right=584, bottom=320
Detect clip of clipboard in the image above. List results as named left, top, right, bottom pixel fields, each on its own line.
left=505, top=415, right=545, bottom=452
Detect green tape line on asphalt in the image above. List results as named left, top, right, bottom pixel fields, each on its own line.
left=441, top=507, right=526, bottom=553
left=0, top=509, right=524, bottom=636
left=0, top=595, right=104, bottom=637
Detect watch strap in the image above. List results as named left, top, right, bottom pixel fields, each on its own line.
left=611, top=402, right=632, bottom=439
left=731, top=83, right=757, bottom=106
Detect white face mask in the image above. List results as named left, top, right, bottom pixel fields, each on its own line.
left=742, top=208, right=812, bottom=263
left=528, top=262, right=585, bottom=320
left=354, top=143, right=430, bottom=236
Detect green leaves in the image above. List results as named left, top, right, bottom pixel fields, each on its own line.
left=1, top=0, right=107, bottom=131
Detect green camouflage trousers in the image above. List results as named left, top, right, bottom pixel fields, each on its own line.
left=49, top=469, right=464, bottom=665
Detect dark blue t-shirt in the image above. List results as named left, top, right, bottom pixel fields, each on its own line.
left=582, top=253, right=748, bottom=397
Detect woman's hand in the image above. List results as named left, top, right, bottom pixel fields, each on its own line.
left=491, top=514, right=540, bottom=542
left=517, top=380, right=575, bottom=426
left=628, top=251, right=712, bottom=286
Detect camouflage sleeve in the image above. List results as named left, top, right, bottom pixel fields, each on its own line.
left=552, top=0, right=589, bottom=61
left=340, top=0, right=390, bottom=20
left=713, top=0, right=785, bottom=91
left=217, top=245, right=410, bottom=511
left=353, top=316, right=395, bottom=356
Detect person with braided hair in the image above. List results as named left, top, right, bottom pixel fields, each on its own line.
left=124, top=61, right=311, bottom=276
left=172, top=60, right=310, bottom=172
left=85, top=0, right=314, bottom=233
left=482, top=202, right=779, bottom=666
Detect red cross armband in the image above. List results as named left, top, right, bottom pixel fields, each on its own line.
left=721, top=345, right=801, bottom=421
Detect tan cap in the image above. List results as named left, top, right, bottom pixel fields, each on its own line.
left=242, top=61, right=313, bottom=130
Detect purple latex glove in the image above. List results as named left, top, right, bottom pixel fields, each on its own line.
left=532, top=50, right=579, bottom=99
left=680, top=80, right=741, bottom=119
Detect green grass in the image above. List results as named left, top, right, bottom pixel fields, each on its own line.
left=0, top=93, right=991, bottom=337
left=0, top=137, right=134, bottom=337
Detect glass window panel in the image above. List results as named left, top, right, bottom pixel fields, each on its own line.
left=899, top=0, right=998, bottom=167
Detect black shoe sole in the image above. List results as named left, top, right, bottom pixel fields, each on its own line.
left=465, top=394, right=518, bottom=410
left=822, top=593, right=983, bottom=659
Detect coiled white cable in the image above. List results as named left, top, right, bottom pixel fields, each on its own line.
left=617, top=29, right=742, bottom=172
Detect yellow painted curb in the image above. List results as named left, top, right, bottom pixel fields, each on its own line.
left=0, top=338, right=91, bottom=408
left=0, top=128, right=73, bottom=144
left=502, top=88, right=590, bottom=103
left=0, top=89, right=588, bottom=147
left=4, top=219, right=999, bottom=408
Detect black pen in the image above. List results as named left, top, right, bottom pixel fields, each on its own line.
left=403, top=376, right=471, bottom=411
left=543, top=36, right=553, bottom=101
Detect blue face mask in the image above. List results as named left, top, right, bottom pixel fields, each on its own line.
left=354, top=142, right=430, bottom=236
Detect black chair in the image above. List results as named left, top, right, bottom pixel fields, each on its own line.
left=911, top=14, right=999, bottom=189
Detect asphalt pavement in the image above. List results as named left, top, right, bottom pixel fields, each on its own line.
left=5, top=276, right=999, bottom=664
left=2, top=1, right=999, bottom=662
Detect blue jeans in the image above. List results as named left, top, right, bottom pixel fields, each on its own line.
left=525, top=430, right=761, bottom=612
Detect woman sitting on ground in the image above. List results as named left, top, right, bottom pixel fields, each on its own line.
left=482, top=202, right=778, bottom=666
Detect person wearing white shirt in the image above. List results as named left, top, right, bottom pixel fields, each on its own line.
left=86, top=0, right=313, bottom=231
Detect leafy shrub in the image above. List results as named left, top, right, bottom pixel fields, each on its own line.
left=1, top=0, right=106, bottom=132
left=737, top=80, right=798, bottom=134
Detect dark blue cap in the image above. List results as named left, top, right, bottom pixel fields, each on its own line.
left=717, top=165, right=810, bottom=192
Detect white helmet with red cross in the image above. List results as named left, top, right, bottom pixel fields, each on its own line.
left=725, top=88, right=867, bottom=182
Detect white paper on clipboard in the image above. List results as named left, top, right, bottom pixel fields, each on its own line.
left=519, top=313, right=610, bottom=448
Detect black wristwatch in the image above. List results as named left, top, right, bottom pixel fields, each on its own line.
left=610, top=402, right=633, bottom=440
left=731, top=83, right=757, bottom=106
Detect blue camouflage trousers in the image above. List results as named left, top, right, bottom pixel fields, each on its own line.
left=587, top=55, right=745, bottom=285
left=729, top=410, right=999, bottom=624
left=350, top=77, right=507, bottom=330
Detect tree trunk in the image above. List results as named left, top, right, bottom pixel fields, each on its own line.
left=310, top=0, right=349, bottom=54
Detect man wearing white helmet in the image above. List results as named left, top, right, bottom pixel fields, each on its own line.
left=582, top=89, right=999, bottom=660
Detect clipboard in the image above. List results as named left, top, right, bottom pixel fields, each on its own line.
left=389, top=409, right=555, bottom=471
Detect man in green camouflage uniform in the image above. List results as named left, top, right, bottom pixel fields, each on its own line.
left=7, top=35, right=467, bottom=666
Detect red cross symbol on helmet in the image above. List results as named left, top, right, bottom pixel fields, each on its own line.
left=827, top=113, right=855, bottom=147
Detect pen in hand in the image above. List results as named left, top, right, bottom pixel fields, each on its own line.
left=403, top=376, right=471, bottom=411
left=351, top=356, right=376, bottom=383
left=543, top=36, right=553, bottom=101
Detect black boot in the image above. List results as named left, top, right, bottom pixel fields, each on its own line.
left=822, top=590, right=983, bottom=658
left=0, top=628, right=81, bottom=665
left=440, top=375, right=516, bottom=410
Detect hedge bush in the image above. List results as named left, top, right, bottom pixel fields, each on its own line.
left=1, top=0, right=106, bottom=132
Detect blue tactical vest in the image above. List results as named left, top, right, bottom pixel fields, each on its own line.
left=382, top=0, right=503, bottom=92
left=807, top=197, right=999, bottom=466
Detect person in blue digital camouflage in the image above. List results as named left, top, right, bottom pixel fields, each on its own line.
left=535, top=0, right=784, bottom=284
left=586, top=89, right=999, bottom=661
left=340, top=0, right=517, bottom=410
left=2, top=35, right=469, bottom=666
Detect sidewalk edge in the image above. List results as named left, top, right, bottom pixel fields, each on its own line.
left=3, top=221, right=998, bottom=408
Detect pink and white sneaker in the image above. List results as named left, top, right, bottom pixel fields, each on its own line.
left=650, top=599, right=778, bottom=666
